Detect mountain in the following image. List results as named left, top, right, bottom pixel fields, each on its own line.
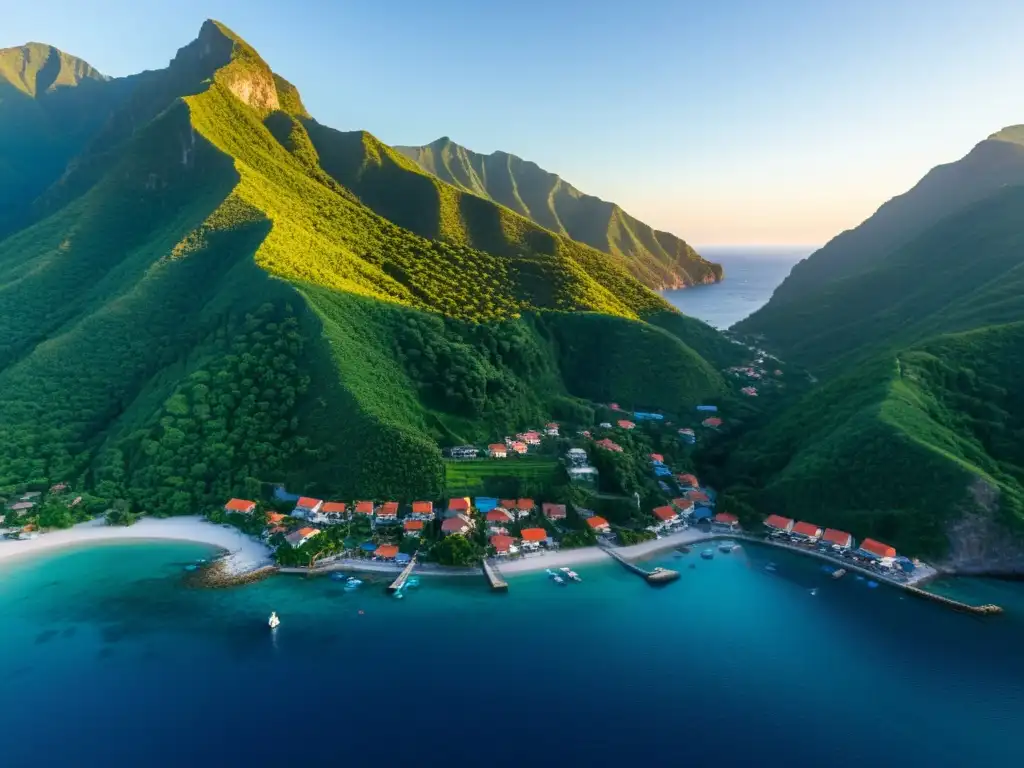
left=738, top=127, right=1024, bottom=345
left=0, top=43, right=139, bottom=233
left=395, top=137, right=723, bottom=290
left=0, top=21, right=739, bottom=516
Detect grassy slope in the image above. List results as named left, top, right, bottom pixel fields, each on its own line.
left=391, top=137, right=723, bottom=289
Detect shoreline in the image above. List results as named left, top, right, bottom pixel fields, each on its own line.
left=0, top=516, right=273, bottom=576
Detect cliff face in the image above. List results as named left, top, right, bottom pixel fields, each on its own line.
left=940, top=481, right=1024, bottom=575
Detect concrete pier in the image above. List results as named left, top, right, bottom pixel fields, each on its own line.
left=601, top=545, right=680, bottom=584
left=482, top=558, right=509, bottom=590
left=388, top=556, right=418, bottom=593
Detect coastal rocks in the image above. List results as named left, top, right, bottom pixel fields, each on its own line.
left=941, top=484, right=1024, bottom=575
left=187, top=557, right=278, bottom=588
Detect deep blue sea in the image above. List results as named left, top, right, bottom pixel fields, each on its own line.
left=3, top=541, right=1023, bottom=767
left=664, top=247, right=811, bottom=329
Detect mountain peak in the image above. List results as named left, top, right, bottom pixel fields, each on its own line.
left=987, top=125, right=1024, bottom=147
left=0, top=42, right=106, bottom=97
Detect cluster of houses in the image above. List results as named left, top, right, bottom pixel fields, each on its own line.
left=763, top=514, right=913, bottom=572
left=4, top=490, right=41, bottom=522
left=446, top=423, right=562, bottom=461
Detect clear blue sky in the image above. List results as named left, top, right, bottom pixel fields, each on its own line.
left=6, top=0, right=1024, bottom=245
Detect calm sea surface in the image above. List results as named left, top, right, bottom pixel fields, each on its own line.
left=3, top=541, right=1023, bottom=767
left=664, top=247, right=811, bottom=329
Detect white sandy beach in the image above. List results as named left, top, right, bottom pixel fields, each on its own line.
left=0, top=516, right=273, bottom=575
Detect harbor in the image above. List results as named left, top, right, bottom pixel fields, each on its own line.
left=600, top=544, right=680, bottom=584
left=482, top=557, right=508, bottom=590
left=388, top=555, right=419, bottom=593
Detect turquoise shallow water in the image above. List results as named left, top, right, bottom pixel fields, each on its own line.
left=2, top=540, right=1023, bottom=767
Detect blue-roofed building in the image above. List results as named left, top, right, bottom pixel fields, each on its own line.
left=360, top=542, right=377, bottom=552
left=475, top=497, right=499, bottom=514
left=692, top=506, right=714, bottom=522
left=634, top=412, right=664, bottom=421
left=696, top=405, right=718, bottom=412
left=654, top=465, right=673, bottom=477
left=395, top=553, right=411, bottom=564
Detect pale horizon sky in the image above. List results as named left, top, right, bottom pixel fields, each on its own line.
left=5, top=0, right=1024, bottom=246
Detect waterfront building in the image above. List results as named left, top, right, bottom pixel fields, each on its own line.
left=375, top=544, right=399, bottom=560
left=520, top=528, right=548, bottom=550
left=652, top=506, right=678, bottom=525
left=490, top=534, right=516, bottom=556
left=285, top=527, right=321, bottom=548
left=857, top=538, right=897, bottom=564
left=586, top=516, right=611, bottom=534
left=791, top=521, right=823, bottom=541
left=714, top=513, right=739, bottom=531
left=764, top=514, right=794, bottom=534
left=821, top=528, right=854, bottom=550
left=224, top=498, right=256, bottom=515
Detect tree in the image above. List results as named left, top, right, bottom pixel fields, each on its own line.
left=431, top=534, right=478, bottom=566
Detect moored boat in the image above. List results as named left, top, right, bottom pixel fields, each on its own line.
left=268, top=611, right=280, bottom=629
left=700, top=549, right=714, bottom=560
left=832, top=568, right=847, bottom=580
left=567, top=570, right=582, bottom=582
left=553, top=575, right=566, bottom=585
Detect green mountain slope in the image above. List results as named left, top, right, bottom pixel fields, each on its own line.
left=0, top=43, right=138, bottom=233
left=740, top=127, right=1024, bottom=340
left=0, top=21, right=733, bottom=515
left=727, top=324, right=1024, bottom=559
left=395, top=137, right=722, bottom=290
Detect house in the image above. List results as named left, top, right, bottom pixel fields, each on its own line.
left=266, top=512, right=288, bottom=526
left=713, top=513, right=739, bottom=530
left=702, top=417, right=723, bottom=428
left=292, top=497, right=324, bottom=518
left=486, top=509, right=514, bottom=525
left=685, top=489, right=710, bottom=505
left=49, top=482, right=68, bottom=494
left=509, top=440, right=528, bottom=455
left=375, top=544, right=399, bottom=560
left=542, top=503, right=567, bottom=521
left=410, top=501, right=435, bottom=520
left=650, top=453, right=665, bottom=465
left=354, top=500, right=375, bottom=517
left=20, top=491, right=41, bottom=501
left=9, top=502, right=34, bottom=515
left=671, top=498, right=695, bottom=516
left=376, top=502, right=400, bottom=524
left=285, top=527, right=321, bottom=548
left=652, top=506, right=679, bottom=525
left=545, top=422, right=560, bottom=436
left=404, top=520, right=425, bottom=537
left=616, top=419, right=636, bottom=430
left=586, top=516, right=611, bottom=534
left=490, top=534, right=517, bottom=556
left=445, top=445, right=479, bottom=459
left=499, top=499, right=517, bottom=511
left=609, top=402, right=621, bottom=411
left=224, top=498, right=256, bottom=515
left=857, top=538, right=897, bottom=563
left=599, top=421, right=613, bottom=429
left=741, top=386, right=758, bottom=397
left=791, top=521, right=823, bottom=541
left=566, top=448, right=589, bottom=467
left=696, top=405, right=718, bottom=412
left=446, top=498, right=471, bottom=518
left=692, top=506, right=714, bottom=522
left=595, top=438, right=623, bottom=453
left=520, top=528, right=548, bottom=549
left=764, top=514, right=794, bottom=534
left=677, top=473, right=699, bottom=489
left=441, top=515, right=473, bottom=536
left=321, top=502, right=348, bottom=522
left=488, top=443, right=508, bottom=459
left=474, top=497, right=499, bottom=513
left=518, top=431, right=542, bottom=446
left=515, top=498, right=535, bottom=519
left=822, top=528, right=854, bottom=550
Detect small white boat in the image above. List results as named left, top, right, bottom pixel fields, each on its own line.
left=559, top=567, right=571, bottom=574
left=810, top=588, right=819, bottom=596
left=268, top=611, right=280, bottom=629
left=346, top=577, right=363, bottom=586
left=567, top=571, right=582, bottom=582
left=553, top=576, right=565, bottom=585
left=832, top=568, right=847, bottom=580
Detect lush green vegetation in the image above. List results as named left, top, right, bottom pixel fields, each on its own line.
left=444, top=457, right=562, bottom=497
left=395, top=137, right=723, bottom=290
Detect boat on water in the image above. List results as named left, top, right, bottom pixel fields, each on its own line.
left=719, top=543, right=737, bottom=553
left=553, top=575, right=566, bottom=585
left=567, top=570, right=582, bottom=582
left=330, top=572, right=348, bottom=581
left=406, top=577, right=420, bottom=588
left=832, top=568, right=847, bottom=580
left=810, top=588, right=819, bottom=596
left=268, top=612, right=280, bottom=629
left=559, top=567, right=571, bottom=573
left=546, top=569, right=558, bottom=578
left=765, top=562, right=777, bottom=572
left=700, top=549, right=714, bottom=560
left=394, top=590, right=405, bottom=599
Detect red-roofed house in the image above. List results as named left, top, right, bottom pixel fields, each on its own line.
left=446, top=498, right=471, bottom=518
left=857, top=538, right=897, bottom=562
left=764, top=514, right=794, bottom=533
left=609, top=402, right=621, bottom=411
left=509, top=440, right=528, bottom=454
left=490, top=534, right=517, bottom=556
left=515, top=498, right=535, bottom=519
left=375, top=544, right=399, bottom=560
left=595, top=438, right=623, bottom=453
left=650, top=453, right=665, bottom=464
left=285, top=527, right=321, bottom=548
left=486, top=509, right=514, bottom=524
left=617, top=419, right=636, bottom=430
left=518, top=431, right=542, bottom=446
left=404, top=520, right=425, bottom=537
left=410, top=501, right=435, bottom=520
left=671, top=498, right=695, bottom=516
left=376, top=502, right=399, bottom=524
left=224, top=498, right=256, bottom=515
left=322, top=502, right=348, bottom=519
left=677, top=473, right=699, bottom=489
left=586, top=516, right=611, bottom=534
left=702, top=417, right=723, bottom=428
left=542, top=503, right=567, bottom=520
left=441, top=515, right=473, bottom=536
left=499, top=499, right=516, bottom=510
left=545, top=422, right=560, bottom=436
left=652, top=506, right=678, bottom=524
left=520, top=528, right=548, bottom=549
left=354, top=500, right=375, bottom=516
left=292, top=497, right=324, bottom=518
left=685, top=490, right=710, bottom=504
left=488, top=443, right=508, bottom=459
left=714, top=512, right=739, bottom=530
left=266, top=512, right=287, bottom=525
left=822, top=529, right=854, bottom=550
left=791, top=521, right=823, bottom=541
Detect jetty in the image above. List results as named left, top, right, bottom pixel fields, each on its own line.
left=388, top=556, right=418, bottom=593
left=482, top=558, right=509, bottom=591
left=601, top=545, right=679, bottom=584
left=903, top=585, right=1003, bottom=615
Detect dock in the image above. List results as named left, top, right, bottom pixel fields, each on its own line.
left=388, top=556, right=418, bottom=593
left=601, top=545, right=679, bottom=584
left=482, top=558, right=509, bottom=591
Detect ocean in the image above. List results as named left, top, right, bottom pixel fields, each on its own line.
left=3, top=541, right=1023, bottom=767
left=664, top=247, right=812, bottom=329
